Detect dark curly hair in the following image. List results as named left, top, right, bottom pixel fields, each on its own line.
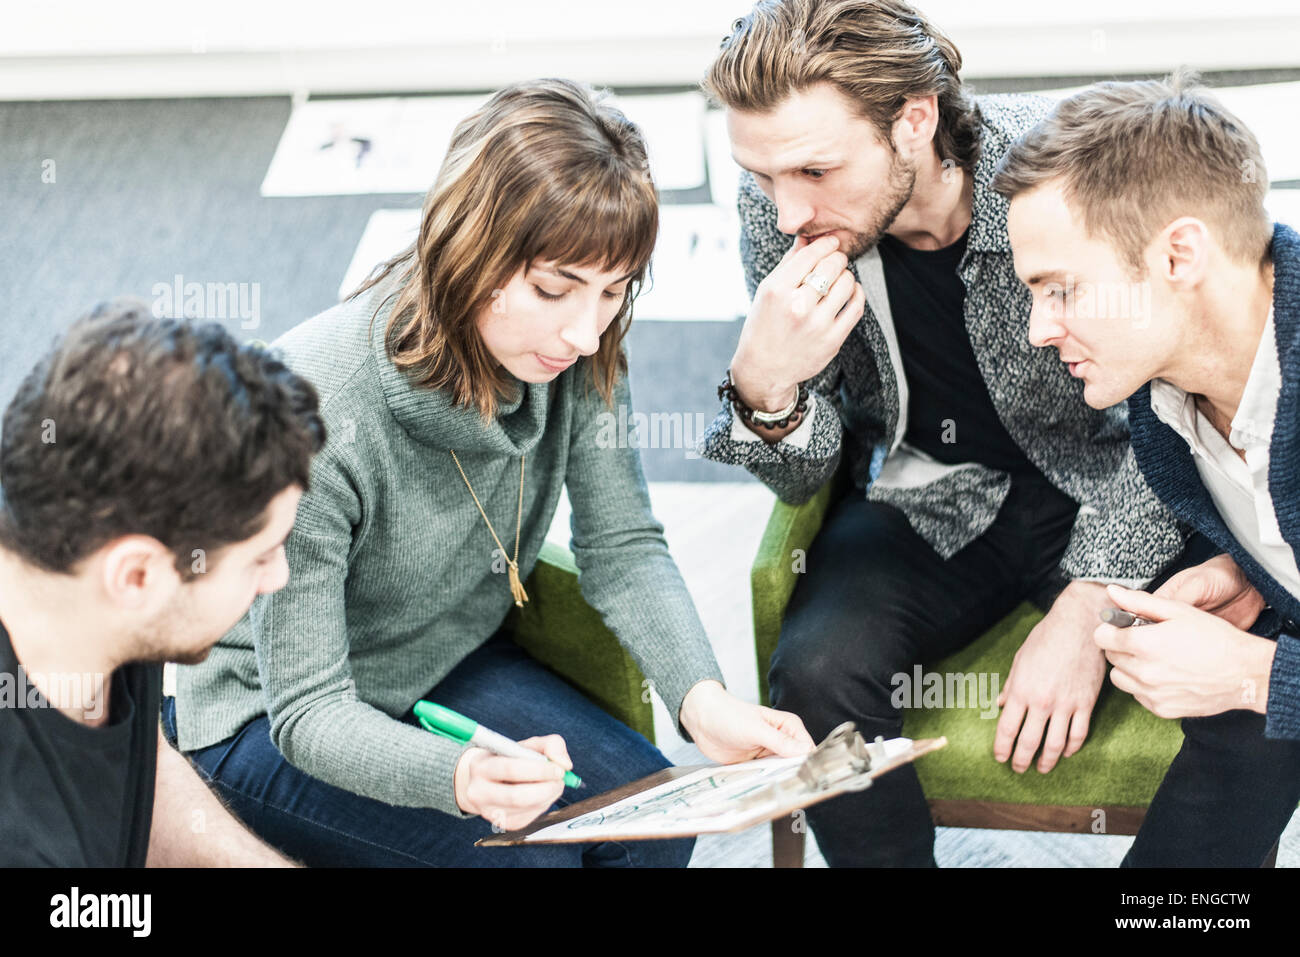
left=0, top=299, right=326, bottom=580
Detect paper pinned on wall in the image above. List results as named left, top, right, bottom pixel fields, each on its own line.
left=706, top=108, right=741, bottom=208
left=265, top=92, right=706, bottom=197
left=636, top=204, right=749, bottom=321
left=336, top=208, right=421, bottom=300
left=261, top=94, right=489, bottom=197
left=610, top=92, right=708, bottom=192
left=1210, top=83, right=1300, bottom=184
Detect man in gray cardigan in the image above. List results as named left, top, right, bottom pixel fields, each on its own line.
left=699, top=0, right=1187, bottom=865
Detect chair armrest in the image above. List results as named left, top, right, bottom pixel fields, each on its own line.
left=751, top=472, right=847, bottom=705
left=504, top=540, right=656, bottom=743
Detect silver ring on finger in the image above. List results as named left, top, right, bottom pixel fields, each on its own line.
left=802, top=272, right=832, bottom=298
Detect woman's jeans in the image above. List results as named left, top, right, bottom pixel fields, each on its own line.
left=162, top=632, right=694, bottom=867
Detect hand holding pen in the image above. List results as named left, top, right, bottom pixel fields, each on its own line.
left=415, top=700, right=582, bottom=833
left=1099, top=607, right=1154, bottom=628
left=1093, top=583, right=1275, bottom=720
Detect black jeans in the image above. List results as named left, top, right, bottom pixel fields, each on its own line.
left=1122, top=704, right=1300, bottom=867
left=1120, top=594, right=1300, bottom=866
left=771, top=471, right=1300, bottom=866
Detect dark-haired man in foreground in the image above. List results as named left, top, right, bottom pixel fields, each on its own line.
left=0, top=300, right=325, bottom=866
left=998, top=73, right=1300, bottom=865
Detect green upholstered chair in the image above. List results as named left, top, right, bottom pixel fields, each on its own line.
left=753, top=469, right=1194, bottom=865
left=504, top=540, right=655, bottom=744
left=465, top=509, right=1282, bottom=866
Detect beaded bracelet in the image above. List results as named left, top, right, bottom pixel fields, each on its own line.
left=717, top=371, right=809, bottom=431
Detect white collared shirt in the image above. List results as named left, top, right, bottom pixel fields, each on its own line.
left=1149, top=307, right=1300, bottom=597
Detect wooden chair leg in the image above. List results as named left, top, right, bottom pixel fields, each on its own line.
left=772, top=813, right=806, bottom=868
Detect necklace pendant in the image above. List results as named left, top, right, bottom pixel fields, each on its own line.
left=507, top=562, right=529, bottom=608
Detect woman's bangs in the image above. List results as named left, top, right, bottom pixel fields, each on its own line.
left=529, top=174, right=658, bottom=280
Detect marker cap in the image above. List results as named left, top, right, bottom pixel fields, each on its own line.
left=413, top=700, right=477, bottom=742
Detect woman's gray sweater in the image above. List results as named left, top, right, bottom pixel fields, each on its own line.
left=175, top=283, right=725, bottom=817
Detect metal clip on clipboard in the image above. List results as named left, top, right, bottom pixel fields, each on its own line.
left=478, top=722, right=947, bottom=845
left=732, top=721, right=901, bottom=817
left=795, top=721, right=882, bottom=792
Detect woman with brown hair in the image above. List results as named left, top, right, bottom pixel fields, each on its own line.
left=165, top=78, right=812, bottom=866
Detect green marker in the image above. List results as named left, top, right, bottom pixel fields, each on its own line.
left=414, top=700, right=583, bottom=789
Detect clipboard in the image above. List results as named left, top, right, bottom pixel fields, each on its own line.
left=478, top=722, right=946, bottom=846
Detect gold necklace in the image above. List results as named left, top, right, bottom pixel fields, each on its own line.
left=449, top=450, right=529, bottom=608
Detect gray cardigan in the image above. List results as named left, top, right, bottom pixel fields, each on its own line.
left=176, top=281, right=725, bottom=817
left=699, top=93, right=1186, bottom=585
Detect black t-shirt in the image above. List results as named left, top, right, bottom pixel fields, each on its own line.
left=879, top=228, right=1037, bottom=475
left=0, top=616, right=160, bottom=866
